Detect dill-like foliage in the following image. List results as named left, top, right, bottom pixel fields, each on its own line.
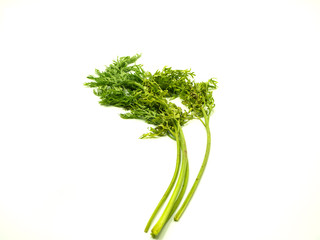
left=84, top=54, right=191, bottom=139
left=84, top=54, right=217, bottom=238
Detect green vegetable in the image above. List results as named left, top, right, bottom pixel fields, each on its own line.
left=84, top=54, right=217, bottom=238
left=151, top=66, right=217, bottom=220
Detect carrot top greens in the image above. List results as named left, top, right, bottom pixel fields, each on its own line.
left=85, top=54, right=191, bottom=139
left=84, top=54, right=217, bottom=238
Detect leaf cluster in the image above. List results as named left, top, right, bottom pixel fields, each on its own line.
left=84, top=54, right=217, bottom=138
left=84, top=54, right=192, bottom=139
left=152, top=67, right=218, bottom=118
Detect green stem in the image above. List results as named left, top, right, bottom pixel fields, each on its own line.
left=144, top=128, right=181, bottom=233
left=168, top=159, right=189, bottom=220
left=151, top=123, right=188, bottom=237
left=174, top=108, right=211, bottom=221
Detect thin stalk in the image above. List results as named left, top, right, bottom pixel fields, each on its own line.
left=174, top=108, right=211, bottom=221
left=144, top=128, right=181, bottom=232
left=167, top=159, right=189, bottom=220
left=151, top=123, right=188, bottom=237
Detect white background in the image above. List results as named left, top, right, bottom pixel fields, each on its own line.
left=0, top=0, right=320, bottom=239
